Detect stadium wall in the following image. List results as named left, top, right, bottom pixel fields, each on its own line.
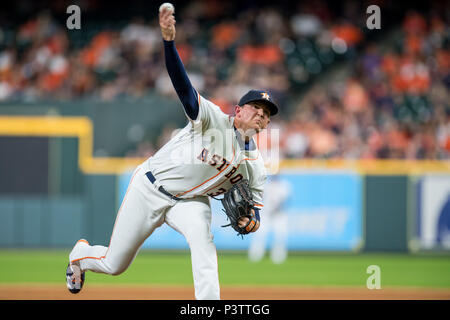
left=0, top=101, right=449, bottom=251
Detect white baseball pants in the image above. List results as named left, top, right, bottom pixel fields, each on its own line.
left=69, top=163, right=220, bottom=300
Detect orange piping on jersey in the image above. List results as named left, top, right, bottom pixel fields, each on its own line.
left=201, top=162, right=243, bottom=195
left=238, top=140, right=260, bottom=162
left=240, top=154, right=259, bottom=162
left=201, top=154, right=261, bottom=196
left=201, top=176, right=229, bottom=196
left=70, top=167, right=142, bottom=264
left=71, top=255, right=106, bottom=263
left=175, top=146, right=236, bottom=197
left=254, top=203, right=264, bottom=207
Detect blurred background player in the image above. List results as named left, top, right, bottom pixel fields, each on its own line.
left=248, top=173, right=292, bottom=264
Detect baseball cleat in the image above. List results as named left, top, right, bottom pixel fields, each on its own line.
left=66, top=262, right=85, bottom=294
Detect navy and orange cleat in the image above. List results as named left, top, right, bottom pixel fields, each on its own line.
left=66, top=262, right=85, bottom=294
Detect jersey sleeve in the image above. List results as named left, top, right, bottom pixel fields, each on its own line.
left=191, top=93, right=230, bottom=131
left=250, top=168, right=267, bottom=208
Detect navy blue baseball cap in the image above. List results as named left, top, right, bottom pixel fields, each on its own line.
left=238, top=90, right=279, bottom=116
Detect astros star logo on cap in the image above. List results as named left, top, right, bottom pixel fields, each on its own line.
left=261, top=92, right=270, bottom=100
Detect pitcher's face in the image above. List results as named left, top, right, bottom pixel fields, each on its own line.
left=234, top=102, right=271, bottom=135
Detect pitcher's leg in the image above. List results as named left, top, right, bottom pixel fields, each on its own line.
left=69, top=168, right=165, bottom=275
left=69, top=239, right=109, bottom=273
left=165, top=198, right=220, bottom=300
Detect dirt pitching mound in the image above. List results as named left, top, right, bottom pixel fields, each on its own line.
left=1, top=284, right=449, bottom=300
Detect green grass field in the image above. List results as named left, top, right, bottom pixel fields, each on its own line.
left=0, top=250, right=449, bottom=288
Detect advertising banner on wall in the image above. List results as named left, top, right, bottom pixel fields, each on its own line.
left=264, top=171, right=363, bottom=251
left=117, top=170, right=363, bottom=251
left=415, top=175, right=450, bottom=250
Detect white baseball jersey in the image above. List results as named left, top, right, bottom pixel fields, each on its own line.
left=144, top=93, right=266, bottom=207
left=68, top=38, right=272, bottom=300
left=69, top=93, right=267, bottom=300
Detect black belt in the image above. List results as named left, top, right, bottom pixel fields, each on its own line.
left=146, top=171, right=182, bottom=201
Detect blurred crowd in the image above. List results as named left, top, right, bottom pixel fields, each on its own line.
left=275, top=10, right=449, bottom=160
left=0, top=0, right=448, bottom=159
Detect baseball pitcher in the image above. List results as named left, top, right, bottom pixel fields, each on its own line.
left=66, top=5, right=279, bottom=300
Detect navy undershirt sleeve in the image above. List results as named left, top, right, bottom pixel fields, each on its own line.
left=254, top=208, right=260, bottom=221
left=163, top=40, right=199, bottom=120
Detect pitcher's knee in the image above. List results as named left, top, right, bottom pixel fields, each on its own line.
left=185, top=225, right=213, bottom=244
left=188, top=236, right=215, bottom=252
left=110, top=267, right=126, bottom=276
left=104, top=261, right=128, bottom=276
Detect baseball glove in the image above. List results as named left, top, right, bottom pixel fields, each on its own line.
left=221, top=179, right=258, bottom=236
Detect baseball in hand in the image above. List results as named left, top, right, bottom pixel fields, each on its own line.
left=159, top=3, right=175, bottom=13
